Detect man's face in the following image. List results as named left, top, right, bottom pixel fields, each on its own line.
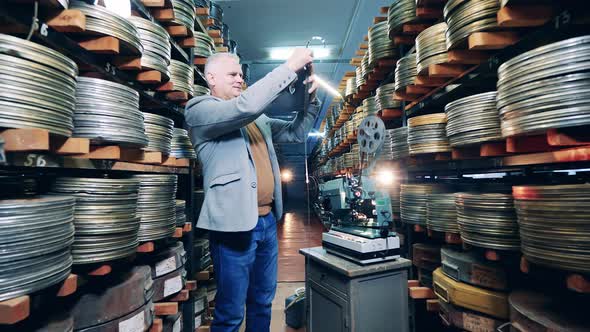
left=208, top=57, right=244, bottom=100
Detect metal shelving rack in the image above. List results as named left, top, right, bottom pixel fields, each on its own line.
left=404, top=9, right=588, bottom=119
left=391, top=6, right=590, bottom=332
left=312, top=4, right=590, bottom=332
left=0, top=2, right=200, bottom=331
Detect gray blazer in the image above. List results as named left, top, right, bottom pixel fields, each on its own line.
left=185, top=64, right=321, bottom=232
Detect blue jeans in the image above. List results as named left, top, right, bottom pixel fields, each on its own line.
left=209, top=213, right=278, bottom=332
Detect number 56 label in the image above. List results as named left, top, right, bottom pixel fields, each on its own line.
left=24, top=154, right=47, bottom=167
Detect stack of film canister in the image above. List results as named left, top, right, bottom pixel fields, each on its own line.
left=363, top=96, right=379, bottom=116
left=50, top=177, right=140, bottom=265
left=378, top=129, right=394, bottom=161
left=387, top=0, right=416, bottom=36
left=0, top=311, right=74, bottom=332
left=368, top=21, right=395, bottom=69
left=445, top=91, right=503, bottom=147
left=73, top=77, right=149, bottom=148
left=209, top=1, right=223, bottom=29
left=513, top=184, right=590, bottom=273
left=345, top=120, right=355, bottom=140
left=193, top=287, right=209, bottom=329
left=353, top=105, right=367, bottom=128
left=395, top=53, right=417, bottom=91
left=435, top=246, right=510, bottom=330
left=171, top=128, right=197, bottom=159
left=412, top=243, right=441, bottom=288
left=416, top=23, right=449, bottom=74
left=355, top=66, right=366, bottom=90
left=333, top=128, right=341, bottom=147
left=352, top=106, right=364, bottom=129
left=376, top=83, right=400, bottom=111
left=407, top=113, right=451, bottom=155
left=390, top=127, right=409, bottom=160
left=427, top=193, right=459, bottom=234
left=0, top=196, right=75, bottom=302
left=343, top=150, right=354, bottom=169
left=0, top=34, right=77, bottom=136
left=170, top=0, right=196, bottom=31
left=175, top=200, right=187, bottom=227
left=142, top=242, right=187, bottom=303
left=167, top=59, right=195, bottom=97
left=143, top=113, right=174, bottom=154
left=497, top=36, right=590, bottom=137
left=508, top=290, right=590, bottom=331
left=345, top=75, right=357, bottom=99
left=129, top=16, right=172, bottom=81
left=361, top=53, right=369, bottom=79
left=401, top=184, right=441, bottom=226
left=441, top=246, right=508, bottom=291
left=134, top=174, right=178, bottom=241
left=456, top=190, right=520, bottom=251
left=193, top=237, right=211, bottom=276
left=444, top=0, right=500, bottom=49
left=70, top=1, right=142, bottom=55
left=194, top=31, right=215, bottom=58
left=67, top=266, right=154, bottom=331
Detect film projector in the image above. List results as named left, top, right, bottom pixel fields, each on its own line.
left=319, top=115, right=400, bottom=265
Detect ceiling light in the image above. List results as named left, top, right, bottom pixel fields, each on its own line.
left=269, top=46, right=331, bottom=60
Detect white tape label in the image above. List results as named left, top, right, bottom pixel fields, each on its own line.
left=119, top=310, right=144, bottom=332
left=173, top=317, right=181, bottom=332
left=155, top=256, right=177, bottom=277
left=194, top=299, right=205, bottom=314
left=164, top=275, right=183, bottom=297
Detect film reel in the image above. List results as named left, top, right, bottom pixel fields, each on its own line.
left=357, top=115, right=385, bottom=155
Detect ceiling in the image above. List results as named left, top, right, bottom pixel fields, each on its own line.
left=216, top=0, right=393, bottom=179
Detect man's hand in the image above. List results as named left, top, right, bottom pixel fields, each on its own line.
left=285, top=48, right=313, bottom=72
left=303, top=64, right=320, bottom=100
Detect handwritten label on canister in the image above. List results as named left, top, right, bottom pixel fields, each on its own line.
left=155, top=256, right=177, bottom=277
left=470, top=264, right=506, bottom=290
left=164, top=275, right=183, bottom=297
left=462, top=312, right=497, bottom=332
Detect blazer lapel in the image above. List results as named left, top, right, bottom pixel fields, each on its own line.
left=240, top=127, right=253, bottom=161
left=254, top=117, right=270, bottom=146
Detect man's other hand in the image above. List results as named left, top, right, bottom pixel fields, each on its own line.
left=303, top=64, right=319, bottom=100
left=285, top=48, right=313, bottom=72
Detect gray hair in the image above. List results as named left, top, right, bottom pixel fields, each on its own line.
left=204, top=52, right=241, bottom=77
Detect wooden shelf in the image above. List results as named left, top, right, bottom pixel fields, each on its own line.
left=5, top=152, right=189, bottom=174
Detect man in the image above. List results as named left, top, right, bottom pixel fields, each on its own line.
left=185, top=50, right=320, bottom=332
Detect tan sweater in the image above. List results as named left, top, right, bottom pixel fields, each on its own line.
left=245, top=123, right=274, bottom=216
